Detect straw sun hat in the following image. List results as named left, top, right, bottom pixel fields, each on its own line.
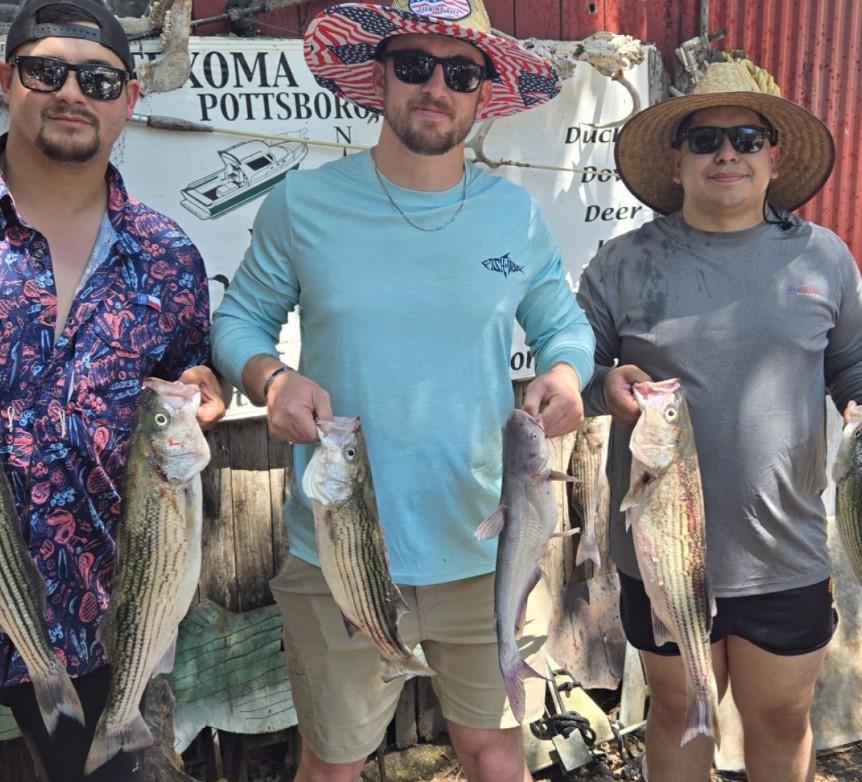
left=304, top=0, right=561, bottom=120
left=615, top=61, right=835, bottom=215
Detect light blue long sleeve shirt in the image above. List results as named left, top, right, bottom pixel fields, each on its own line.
left=212, top=150, right=594, bottom=585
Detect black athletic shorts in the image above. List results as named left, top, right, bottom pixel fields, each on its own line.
left=0, top=664, right=145, bottom=782
left=618, top=569, right=838, bottom=656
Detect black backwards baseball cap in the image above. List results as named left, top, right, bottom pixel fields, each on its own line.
left=6, top=0, right=135, bottom=75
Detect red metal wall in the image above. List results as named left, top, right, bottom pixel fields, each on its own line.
left=191, top=1, right=861, bottom=261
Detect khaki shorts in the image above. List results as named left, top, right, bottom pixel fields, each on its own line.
left=270, top=554, right=551, bottom=764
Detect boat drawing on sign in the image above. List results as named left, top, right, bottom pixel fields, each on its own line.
left=180, top=131, right=309, bottom=220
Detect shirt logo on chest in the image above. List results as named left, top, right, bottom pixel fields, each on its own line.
left=481, top=253, right=524, bottom=278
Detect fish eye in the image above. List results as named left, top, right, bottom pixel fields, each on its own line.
left=665, top=408, right=678, bottom=421
left=345, top=447, right=357, bottom=460
left=153, top=413, right=169, bottom=427
left=854, top=429, right=862, bottom=439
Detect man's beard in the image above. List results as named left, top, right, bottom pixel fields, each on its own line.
left=384, top=96, right=477, bottom=156
left=36, top=107, right=101, bottom=163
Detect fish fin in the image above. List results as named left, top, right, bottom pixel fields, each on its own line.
left=84, top=710, right=154, bottom=775
left=680, top=687, right=721, bottom=748
left=153, top=633, right=178, bottom=676
left=342, top=614, right=361, bottom=638
left=549, top=470, right=577, bottom=482
left=620, top=472, right=651, bottom=512
left=381, top=655, right=436, bottom=682
left=651, top=611, right=675, bottom=647
left=575, top=533, right=602, bottom=568
left=31, top=665, right=85, bottom=734
left=503, top=657, right=545, bottom=724
left=475, top=506, right=506, bottom=540
left=552, top=527, right=580, bottom=538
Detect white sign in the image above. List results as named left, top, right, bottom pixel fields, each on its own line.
left=21, top=37, right=653, bottom=419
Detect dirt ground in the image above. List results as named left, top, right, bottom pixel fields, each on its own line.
left=243, top=731, right=862, bottom=782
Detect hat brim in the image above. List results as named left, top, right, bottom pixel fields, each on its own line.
left=304, top=3, right=560, bottom=120
left=615, top=90, right=835, bottom=214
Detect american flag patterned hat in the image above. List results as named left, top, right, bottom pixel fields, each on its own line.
left=304, top=0, right=561, bottom=120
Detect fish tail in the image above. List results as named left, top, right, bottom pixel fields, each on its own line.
left=381, top=654, right=437, bottom=682
left=575, top=533, right=601, bottom=568
left=503, top=656, right=544, bottom=724
left=31, top=666, right=85, bottom=734
left=84, top=711, right=154, bottom=775
left=680, top=686, right=720, bottom=748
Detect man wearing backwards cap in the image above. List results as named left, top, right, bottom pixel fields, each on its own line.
left=577, top=61, right=862, bottom=782
left=212, top=1, right=594, bottom=780
left=0, top=1, right=225, bottom=780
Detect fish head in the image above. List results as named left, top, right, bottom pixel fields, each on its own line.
left=137, top=378, right=211, bottom=483
left=833, top=404, right=862, bottom=483
left=302, top=416, right=369, bottom=506
left=503, top=409, right=553, bottom=479
left=630, top=379, right=685, bottom=472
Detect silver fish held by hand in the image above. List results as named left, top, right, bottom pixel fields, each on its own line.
left=475, top=408, right=574, bottom=723
left=621, top=378, right=720, bottom=747
left=85, top=378, right=211, bottom=774
left=0, top=471, right=84, bottom=734
left=834, top=402, right=862, bottom=584
left=302, top=416, right=434, bottom=682
left=571, top=415, right=611, bottom=569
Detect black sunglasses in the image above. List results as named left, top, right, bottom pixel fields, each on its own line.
left=675, top=124, right=779, bottom=155
left=10, top=55, right=129, bottom=101
left=379, top=50, right=486, bottom=94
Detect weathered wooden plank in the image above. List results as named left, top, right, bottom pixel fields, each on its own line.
left=394, top=680, right=418, bottom=749
left=228, top=419, right=280, bottom=611
left=416, top=678, right=445, bottom=742
left=199, top=424, right=239, bottom=612
left=0, top=736, right=37, bottom=781
left=143, top=677, right=204, bottom=782
left=267, top=433, right=292, bottom=575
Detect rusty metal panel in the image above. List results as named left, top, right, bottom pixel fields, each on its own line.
left=709, top=0, right=862, bottom=263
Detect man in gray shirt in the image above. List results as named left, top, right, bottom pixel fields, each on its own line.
left=577, top=61, right=862, bottom=782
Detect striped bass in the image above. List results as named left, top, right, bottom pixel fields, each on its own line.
left=302, top=416, right=434, bottom=682
left=475, top=408, right=574, bottom=723
left=84, top=378, right=210, bottom=774
left=834, top=401, right=862, bottom=584
left=571, top=415, right=611, bottom=569
left=0, top=469, right=84, bottom=733
left=621, top=379, right=720, bottom=747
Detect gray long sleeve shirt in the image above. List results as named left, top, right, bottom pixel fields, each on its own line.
left=577, top=211, right=862, bottom=596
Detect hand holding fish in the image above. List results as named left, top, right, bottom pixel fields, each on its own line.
left=604, top=364, right=652, bottom=426
left=268, top=371, right=333, bottom=444
left=845, top=399, right=860, bottom=424
left=178, top=365, right=227, bottom=431
left=241, top=355, right=332, bottom=443
left=522, top=362, right=584, bottom=438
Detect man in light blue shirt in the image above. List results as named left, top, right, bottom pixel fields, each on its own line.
left=212, top=2, right=594, bottom=780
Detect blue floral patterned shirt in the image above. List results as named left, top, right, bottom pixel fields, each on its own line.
left=0, top=138, right=211, bottom=686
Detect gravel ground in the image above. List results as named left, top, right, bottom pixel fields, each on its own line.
left=241, top=732, right=862, bottom=782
